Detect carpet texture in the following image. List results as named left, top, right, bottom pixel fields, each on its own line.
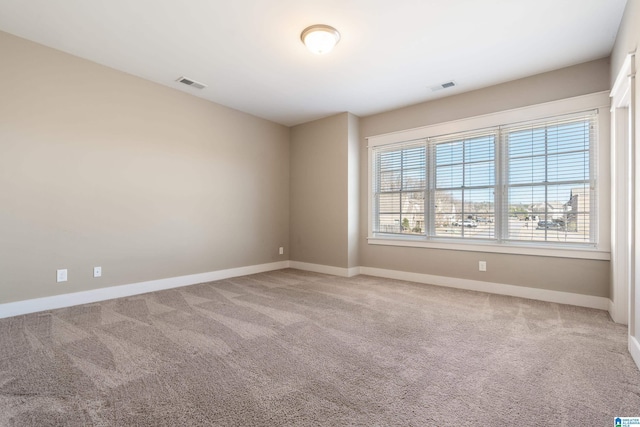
left=0, top=269, right=639, bottom=426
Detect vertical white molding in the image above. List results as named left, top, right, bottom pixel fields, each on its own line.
left=630, top=53, right=638, bottom=344
left=611, top=51, right=639, bottom=372
left=610, top=53, right=635, bottom=325
left=630, top=335, right=640, bottom=371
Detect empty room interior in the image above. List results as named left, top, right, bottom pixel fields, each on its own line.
left=2, top=0, right=640, bottom=425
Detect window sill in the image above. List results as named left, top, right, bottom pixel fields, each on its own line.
left=367, top=236, right=610, bottom=260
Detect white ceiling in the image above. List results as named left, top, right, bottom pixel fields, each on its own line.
left=0, top=0, right=628, bottom=126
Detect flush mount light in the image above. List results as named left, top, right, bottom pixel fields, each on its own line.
left=300, top=24, right=341, bottom=54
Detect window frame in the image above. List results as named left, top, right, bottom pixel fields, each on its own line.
left=367, top=92, right=611, bottom=261
left=431, top=129, right=498, bottom=241
left=501, top=113, right=597, bottom=245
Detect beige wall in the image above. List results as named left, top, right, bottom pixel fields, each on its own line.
left=363, top=58, right=610, bottom=137
left=0, top=25, right=621, bottom=306
left=347, top=113, right=360, bottom=269
left=290, top=113, right=351, bottom=268
left=0, top=31, right=290, bottom=304
left=359, top=58, right=611, bottom=297
left=611, top=0, right=639, bottom=88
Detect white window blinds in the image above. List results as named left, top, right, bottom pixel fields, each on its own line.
left=370, top=110, right=598, bottom=247
left=432, top=130, right=497, bottom=240
left=502, top=112, right=597, bottom=244
left=372, top=140, right=426, bottom=235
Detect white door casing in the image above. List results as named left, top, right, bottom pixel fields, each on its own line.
left=610, top=52, right=638, bottom=368
left=610, top=53, right=633, bottom=326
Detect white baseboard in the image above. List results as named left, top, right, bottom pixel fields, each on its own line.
left=358, top=266, right=610, bottom=311
left=0, top=261, right=289, bottom=319
left=630, top=335, right=640, bottom=371
left=288, top=261, right=359, bottom=278
left=608, top=298, right=628, bottom=324
left=1, top=260, right=611, bottom=319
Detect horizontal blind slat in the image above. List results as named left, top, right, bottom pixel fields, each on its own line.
left=370, top=109, right=597, bottom=246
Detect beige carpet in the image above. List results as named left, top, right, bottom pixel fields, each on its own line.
left=1, top=269, right=638, bottom=426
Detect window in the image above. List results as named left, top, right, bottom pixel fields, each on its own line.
left=373, top=142, right=426, bottom=234
left=433, top=131, right=496, bottom=240
left=370, top=111, right=598, bottom=249
left=503, top=116, right=595, bottom=244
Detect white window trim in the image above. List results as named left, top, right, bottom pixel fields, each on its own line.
left=367, top=91, right=611, bottom=261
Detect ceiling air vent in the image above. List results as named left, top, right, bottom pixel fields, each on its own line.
left=429, top=81, right=456, bottom=92
left=176, top=76, right=207, bottom=90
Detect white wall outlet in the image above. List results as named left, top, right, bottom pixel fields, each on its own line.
left=93, top=266, right=102, bottom=278
left=479, top=261, right=487, bottom=272
left=56, top=269, right=68, bottom=282
left=279, top=247, right=284, bottom=255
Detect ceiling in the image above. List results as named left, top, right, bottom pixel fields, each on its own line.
left=0, top=0, right=628, bottom=127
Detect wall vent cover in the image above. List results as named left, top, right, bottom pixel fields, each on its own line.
left=430, top=81, right=456, bottom=92
left=176, top=76, right=207, bottom=90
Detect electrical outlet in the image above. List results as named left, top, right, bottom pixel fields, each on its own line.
left=56, top=269, right=68, bottom=282
left=279, top=247, right=284, bottom=255
left=93, top=266, right=102, bottom=278
left=479, top=261, right=487, bottom=272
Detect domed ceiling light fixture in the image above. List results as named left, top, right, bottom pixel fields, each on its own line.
left=300, top=24, right=341, bottom=54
